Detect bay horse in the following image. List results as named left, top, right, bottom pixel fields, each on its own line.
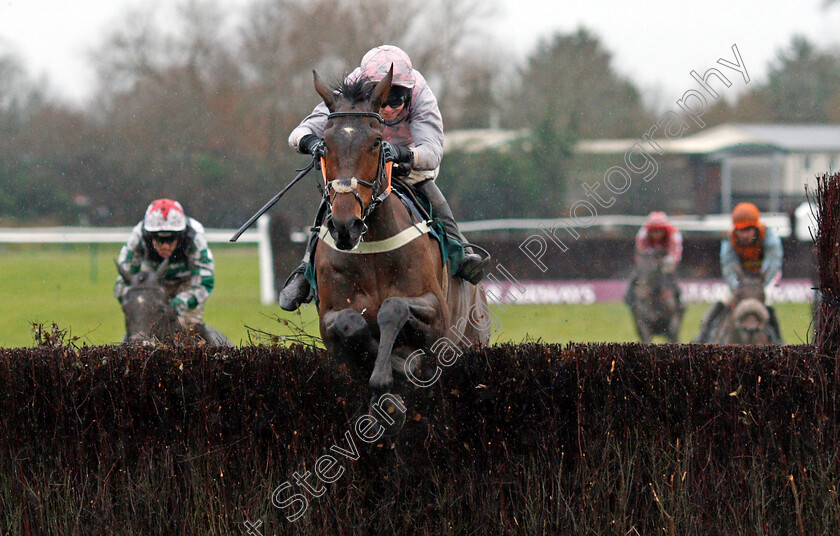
left=116, top=259, right=234, bottom=346
left=708, top=274, right=781, bottom=345
left=628, top=252, right=682, bottom=343
left=310, top=69, right=490, bottom=429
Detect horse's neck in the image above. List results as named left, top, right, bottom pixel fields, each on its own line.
left=637, top=267, right=661, bottom=289
left=360, top=195, right=410, bottom=242
left=737, top=281, right=764, bottom=302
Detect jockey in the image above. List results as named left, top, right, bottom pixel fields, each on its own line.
left=694, top=202, right=783, bottom=342
left=278, top=44, right=490, bottom=311
left=625, top=211, right=682, bottom=308
left=114, top=199, right=215, bottom=330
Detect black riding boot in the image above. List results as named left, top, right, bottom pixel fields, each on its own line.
left=767, top=305, right=783, bottom=342
left=278, top=200, right=328, bottom=311
left=664, top=272, right=683, bottom=312
left=414, top=179, right=490, bottom=284
left=693, top=300, right=726, bottom=343
left=624, top=274, right=638, bottom=308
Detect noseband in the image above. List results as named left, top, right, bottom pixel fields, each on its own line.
left=320, top=111, right=393, bottom=223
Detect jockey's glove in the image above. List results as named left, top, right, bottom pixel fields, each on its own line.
left=170, top=296, right=188, bottom=315
left=298, top=134, right=325, bottom=158
left=381, top=141, right=414, bottom=165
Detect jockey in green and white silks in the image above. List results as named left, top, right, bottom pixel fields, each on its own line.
left=114, top=199, right=215, bottom=329
left=278, top=44, right=490, bottom=311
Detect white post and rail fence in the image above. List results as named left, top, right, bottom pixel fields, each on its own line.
left=0, top=204, right=818, bottom=306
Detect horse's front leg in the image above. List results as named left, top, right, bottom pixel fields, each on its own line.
left=638, top=322, right=653, bottom=344
left=369, top=293, right=440, bottom=396
left=322, top=308, right=377, bottom=377
left=667, top=303, right=682, bottom=343
left=632, top=308, right=652, bottom=343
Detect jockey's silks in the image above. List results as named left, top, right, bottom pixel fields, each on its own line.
left=730, top=222, right=766, bottom=274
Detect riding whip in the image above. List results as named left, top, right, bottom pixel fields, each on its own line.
left=230, top=159, right=316, bottom=242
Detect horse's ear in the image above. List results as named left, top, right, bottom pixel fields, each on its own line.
left=156, top=257, right=170, bottom=279
left=369, top=65, right=394, bottom=110
left=313, top=70, right=336, bottom=112
left=115, top=260, right=132, bottom=284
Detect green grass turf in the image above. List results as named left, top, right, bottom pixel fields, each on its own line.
left=0, top=244, right=815, bottom=348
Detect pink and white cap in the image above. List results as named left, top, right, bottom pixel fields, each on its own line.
left=360, top=45, right=415, bottom=88
left=143, top=199, right=187, bottom=233
left=644, top=211, right=671, bottom=229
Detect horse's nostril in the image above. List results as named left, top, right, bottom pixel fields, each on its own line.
left=352, top=219, right=367, bottom=236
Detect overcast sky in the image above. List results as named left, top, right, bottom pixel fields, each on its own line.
left=1, top=0, right=839, bottom=107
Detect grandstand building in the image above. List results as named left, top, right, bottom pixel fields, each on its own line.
left=446, top=123, right=840, bottom=215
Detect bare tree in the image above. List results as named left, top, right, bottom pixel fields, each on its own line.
left=405, top=0, right=500, bottom=128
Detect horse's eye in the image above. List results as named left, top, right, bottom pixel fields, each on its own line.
left=373, top=139, right=381, bottom=149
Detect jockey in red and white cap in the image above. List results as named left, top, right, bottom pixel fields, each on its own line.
left=114, top=199, right=215, bottom=329
left=634, top=211, right=683, bottom=273
left=625, top=211, right=683, bottom=311
left=279, top=45, right=489, bottom=311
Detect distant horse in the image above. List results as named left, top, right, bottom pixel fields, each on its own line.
left=116, top=259, right=234, bottom=346
left=310, top=69, right=490, bottom=431
left=627, top=253, right=682, bottom=343
left=709, top=274, right=780, bottom=345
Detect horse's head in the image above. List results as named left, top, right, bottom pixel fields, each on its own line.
left=116, top=259, right=176, bottom=343
left=313, top=68, right=393, bottom=250
left=731, top=298, right=771, bottom=344
left=724, top=271, right=770, bottom=344
left=634, top=252, right=666, bottom=298
left=734, top=272, right=765, bottom=304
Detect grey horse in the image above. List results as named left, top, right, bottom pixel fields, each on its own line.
left=707, top=274, right=782, bottom=345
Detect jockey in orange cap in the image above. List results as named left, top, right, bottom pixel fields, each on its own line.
left=694, top=203, right=783, bottom=342
left=624, top=211, right=683, bottom=308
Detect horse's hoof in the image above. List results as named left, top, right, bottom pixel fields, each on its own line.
left=373, top=416, right=406, bottom=439
left=370, top=393, right=407, bottom=437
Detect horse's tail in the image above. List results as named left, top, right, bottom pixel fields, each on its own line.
left=445, top=277, right=491, bottom=346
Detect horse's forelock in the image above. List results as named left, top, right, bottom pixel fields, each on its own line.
left=334, top=76, right=376, bottom=109
left=129, top=271, right=163, bottom=290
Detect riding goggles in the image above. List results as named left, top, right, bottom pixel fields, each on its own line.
left=383, top=86, right=410, bottom=108
left=152, top=232, right=179, bottom=244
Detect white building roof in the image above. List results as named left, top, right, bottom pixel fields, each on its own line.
left=445, top=123, right=840, bottom=156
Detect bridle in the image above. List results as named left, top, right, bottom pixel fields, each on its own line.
left=319, top=111, right=394, bottom=224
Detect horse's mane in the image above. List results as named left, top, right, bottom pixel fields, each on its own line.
left=336, top=76, right=375, bottom=106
